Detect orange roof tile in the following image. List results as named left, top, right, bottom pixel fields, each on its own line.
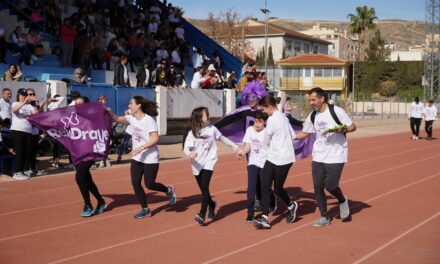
left=277, top=54, right=350, bottom=64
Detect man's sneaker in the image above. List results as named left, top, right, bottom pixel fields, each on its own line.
left=195, top=214, right=205, bottom=225
left=81, top=205, right=94, bottom=217
left=253, top=215, right=271, bottom=229
left=286, top=200, right=298, bottom=223
left=339, top=197, right=350, bottom=219
left=134, top=208, right=151, bottom=219
left=412, top=135, right=416, bottom=140
left=415, top=136, right=419, bottom=140
left=95, top=200, right=107, bottom=215
left=24, top=170, right=35, bottom=177
left=245, top=213, right=254, bottom=222
left=313, top=217, right=331, bottom=227
left=208, top=201, right=217, bottom=219
left=105, top=159, right=112, bottom=167
left=98, top=160, right=105, bottom=168
left=12, top=172, right=29, bottom=180
left=270, top=194, right=277, bottom=213
left=167, top=185, right=177, bottom=206
left=254, top=199, right=262, bottom=211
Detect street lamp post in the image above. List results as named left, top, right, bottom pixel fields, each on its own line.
left=261, top=1, right=270, bottom=74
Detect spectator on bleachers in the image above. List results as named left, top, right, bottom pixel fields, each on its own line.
left=3, top=64, right=17, bottom=82
left=7, top=26, right=32, bottom=65
left=71, top=68, right=87, bottom=84
left=136, top=63, right=151, bottom=87
left=0, top=28, right=6, bottom=64
left=60, top=19, right=78, bottom=67
left=156, top=44, right=169, bottom=63
left=149, top=2, right=162, bottom=22
left=25, top=29, right=44, bottom=61
left=68, top=91, right=81, bottom=106
left=171, top=46, right=181, bottom=69
left=13, top=65, right=23, bottom=81
left=191, top=66, right=205, bottom=89
left=107, top=38, right=125, bottom=70
left=30, top=7, right=44, bottom=29
left=166, top=65, right=177, bottom=88
left=153, top=60, right=168, bottom=86
left=148, top=17, right=159, bottom=34
left=44, top=0, right=62, bottom=34
left=0, top=88, right=12, bottom=121
left=114, top=55, right=131, bottom=87
left=192, top=48, right=205, bottom=70
left=175, top=23, right=184, bottom=41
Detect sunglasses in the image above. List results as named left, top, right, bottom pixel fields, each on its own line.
left=75, top=72, right=81, bottom=74
left=27, top=93, right=35, bottom=96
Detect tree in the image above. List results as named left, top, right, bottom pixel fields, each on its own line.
left=268, top=44, right=275, bottom=66
left=207, top=9, right=254, bottom=60
left=365, top=30, right=391, bottom=61
left=282, top=49, right=286, bottom=60
left=347, top=6, right=378, bottom=61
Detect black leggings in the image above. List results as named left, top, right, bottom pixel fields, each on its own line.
left=75, top=161, right=104, bottom=207
left=195, top=169, right=215, bottom=217
left=11, top=130, right=32, bottom=173
left=425, top=120, right=434, bottom=138
left=410, top=117, right=422, bottom=136
left=261, top=161, right=293, bottom=216
left=312, top=161, right=345, bottom=218
left=53, top=140, right=61, bottom=159
left=130, top=160, right=168, bottom=208
left=29, top=134, right=39, bottom=171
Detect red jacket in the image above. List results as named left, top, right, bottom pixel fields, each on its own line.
left=61, top=26, right=77, bottom=43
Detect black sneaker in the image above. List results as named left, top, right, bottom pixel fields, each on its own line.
left=253, top=216, right=271, bottom=229
left=208, top=201, right=217, bottom=219
left=195, top=214, right=205, bottom=225
left=254, top=199, right=262, bottom=212
left=245, top=213, right=254, bottom=222
left=286, top=201, right=298, bottom=223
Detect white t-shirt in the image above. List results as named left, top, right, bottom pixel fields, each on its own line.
left=175, top=27, right=184, bottom=40
left=47, top=97, right=65, bottom=111
left=171, top=50, right=181, bottom=64
left=265, top=110, right=296, bottom=165
left=11, top=102, right=35, bottom=134
left=0, top=98, right=12, bottom=120
left=409, top=102, right=424, bottom=118
left=243, top=126, right=267, bottom=168
left=424, top=105, right=438, bottom=121
left=303, top=105, right=353, bottom=163
left=183, top=124, right=222, bottom=175
left=125, top=114, right=159, bottom=164
left=191, top=72, right=205, bottom=89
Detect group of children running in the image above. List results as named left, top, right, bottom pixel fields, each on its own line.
left=71, top=85, right=356, bottom=229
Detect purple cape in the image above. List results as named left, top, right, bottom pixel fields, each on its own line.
left=28, top=102, right=112, bottom=165
left=214, top=105, right=315, bottom=159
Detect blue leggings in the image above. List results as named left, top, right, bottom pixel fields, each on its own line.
left=247, top=165, right=276, bottom=214
left=118, top=133, right=132, bottom=156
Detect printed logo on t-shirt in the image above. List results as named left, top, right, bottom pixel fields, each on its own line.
left=202, top=135, right=214, bottom=152
left=250, top=138, right=263, bottom=154
left=131, top=126, right=144, bottom=143
left=316, top=121, right=330, bottom=137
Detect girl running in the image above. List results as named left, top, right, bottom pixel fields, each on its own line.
left=108, top=96, right=176, bottom=219
left=253, top=95, right=298, bottom=229
left=183, top=107, right=239, bottom=225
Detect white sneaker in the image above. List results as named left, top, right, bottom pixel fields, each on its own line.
left=24, top=170, right=34, bottom=177
left=415, top=136, right=419, bottom=140
left=98, top=160, right=105, bottom=168
left=13, top=172, right=29, bottom=180
left=105, top=159, right=111, bottom=167
left=339, top=197, right=350, bottom=219
left=412, top=135, right=416, bottom=140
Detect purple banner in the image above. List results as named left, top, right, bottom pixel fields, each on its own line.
left=28, top=102, right=112, bottom=165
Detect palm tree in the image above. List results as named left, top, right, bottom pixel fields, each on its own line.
left=347, top=6, right=378, bottom=61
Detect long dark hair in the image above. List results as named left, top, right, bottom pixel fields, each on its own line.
left=132, top=96, right=158, bottom=116
left=182, top=107, right=209, bottom=149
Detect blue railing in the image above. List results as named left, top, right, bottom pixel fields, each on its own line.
left=67, top=84, right=156, bottom=116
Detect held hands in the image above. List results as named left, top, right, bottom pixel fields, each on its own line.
left=130, top=147, right=143, bottom=157
left=236, top=148, right=244, bottom=160
left=189, top=152, right=198, bottom=159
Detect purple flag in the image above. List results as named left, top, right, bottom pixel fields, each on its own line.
left=28, top=102, right=112, bottom=165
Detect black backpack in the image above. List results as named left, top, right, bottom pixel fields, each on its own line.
left=311, top=104, right=346, bottom=137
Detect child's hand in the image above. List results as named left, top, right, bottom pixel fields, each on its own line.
left=236, top=149, right=244, bottom=160
left=189, top=152, right=197, bottom=159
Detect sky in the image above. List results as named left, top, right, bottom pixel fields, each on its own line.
left=171, top=0, right=425, bottom=22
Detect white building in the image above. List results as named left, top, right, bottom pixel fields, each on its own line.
left=300, top=24, right=359, bottom=61
left=241, top=19, right=330, bottom=62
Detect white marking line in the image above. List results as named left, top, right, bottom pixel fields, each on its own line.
left=201, top=172, right=440, bottom=264
left=1, top=138, right=436, bottom=202
left=1, top=144, right=437, bottom=217
left=47, top=222, right=197, bottom=264
left=352, top=211, right=440, bottom=264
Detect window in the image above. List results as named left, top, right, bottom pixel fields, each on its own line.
left=333, top=67, right=343, bottom=77
left=294, top=42, right=301, bottom=52
left=304, top=44, right=310, bottom=54
left=304, top=67, right=311, bottom=77
left=313, top=46, right=318, bottom=54
left=314, top=67, right=322, bottom=77
left=323, top=67, right=332, bottom=77
left=292, top=67, right=302, bottom=77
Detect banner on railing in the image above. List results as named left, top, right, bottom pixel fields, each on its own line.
left=28, top=102, right=112, bottom=165
left=167, top=89, right=224, bottom=118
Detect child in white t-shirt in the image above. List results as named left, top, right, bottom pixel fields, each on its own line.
left=238, top=110, right=276, bottom=222
left=183, top=107, right=239, bottom=225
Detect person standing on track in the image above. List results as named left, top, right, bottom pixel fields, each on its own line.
left=252, top=95, right=298, bottom=230
left=409, top=97, right=424, bottom=140
left=296, top=87, right=356, bottom=227
left=183, top=107, right=239, bottom=225
left=107, top=96, right=176, bottom=219
left=423, top=99, right=438, bottom=140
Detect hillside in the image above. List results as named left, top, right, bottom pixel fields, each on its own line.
left=187, top=18, right=427, bottom=51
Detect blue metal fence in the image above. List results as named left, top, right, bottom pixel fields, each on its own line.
left=67, top=84, right=156, bottom=116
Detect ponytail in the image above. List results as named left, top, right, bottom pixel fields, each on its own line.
left=132, top=96, right=158, bottom=116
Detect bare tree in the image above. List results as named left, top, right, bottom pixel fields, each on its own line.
left=207, top=9, right=254, bottom=61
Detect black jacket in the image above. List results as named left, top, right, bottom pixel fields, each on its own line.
left=136, top=67, right=150, bottom=87
left=113, top=62, right=130, bottom=87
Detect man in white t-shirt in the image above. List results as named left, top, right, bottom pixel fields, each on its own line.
left=0, top=88, right=12, bottom=121
left=296, top=87, right=356, bottom=227
left=409, top=97, right=424, bottom=140
left=423, top=99, right=438, bottom=140
left=191, top=66, right=206, bottom=89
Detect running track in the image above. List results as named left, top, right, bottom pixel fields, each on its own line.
left=0, top=131, right=439, bottom=264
